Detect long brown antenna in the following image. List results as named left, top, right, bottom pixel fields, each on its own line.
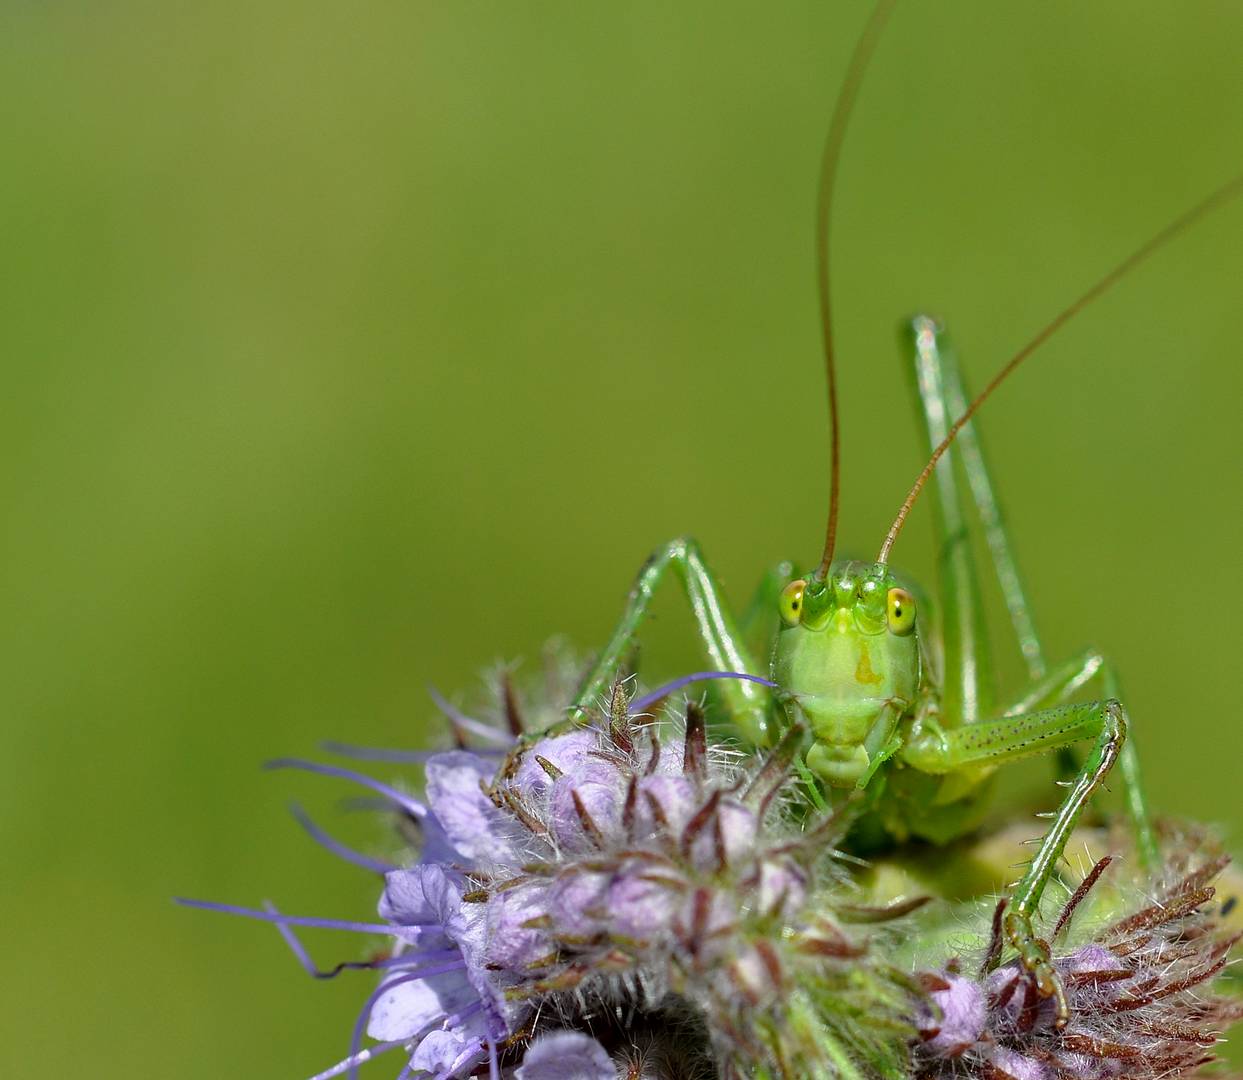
left=876, top=170, right=1243, bottom=565
left=814, top=0, right=898, bottom=582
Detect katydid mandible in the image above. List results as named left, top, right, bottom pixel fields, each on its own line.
left=540, top=0, right=1243, bottom=1028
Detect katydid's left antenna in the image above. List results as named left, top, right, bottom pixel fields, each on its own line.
left=876, top=170, right=1243, bottom=565
left=814, top=0, right=898, bottom=582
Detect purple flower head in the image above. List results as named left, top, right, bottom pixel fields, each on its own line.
left=183, top=659, right=934, bottom=1077
left=182, top=652, right=1238, bottom=1080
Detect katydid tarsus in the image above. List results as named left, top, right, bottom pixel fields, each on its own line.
left=535, top=0, right=1243, bottom=1028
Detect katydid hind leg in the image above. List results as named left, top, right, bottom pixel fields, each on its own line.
left=568, top=537, right=773, bottom=743
left=908, top=317, right=1047, bottom=682
left=904, top=317, right=992, bottom=726
left=1101, top=664, right=1156, bottom=868
left=906, top=319, right=1156, bottom=870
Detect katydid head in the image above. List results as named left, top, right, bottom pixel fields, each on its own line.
left=771, top=561, right=918, bottom=787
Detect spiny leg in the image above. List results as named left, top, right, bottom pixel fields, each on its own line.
left=568, top=537, right=773, bottom=744
left=1000, top=649, right=1157, bottom=867
left=907, top=316, right=1046, bottom=682
left=902, top=697, right=1128, bottom=1025
left=904, top=316, right=992, bottom=724
left=906, top=318, right=1156, bottom=866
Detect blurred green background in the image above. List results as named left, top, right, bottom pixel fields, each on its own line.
left=3, top=2, right=1242, bottom=1076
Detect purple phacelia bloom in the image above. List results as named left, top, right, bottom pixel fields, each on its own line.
left=180, top=653, right=1241, bottom=1080
left=179, top=662, right=918, bottom=1078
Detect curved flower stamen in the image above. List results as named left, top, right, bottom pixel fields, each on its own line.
left=322, top=740, right=508, bottom=763
left=627, top=670, right=777, bottom=715
left=182, top=652, right=1242, bottom=1079
left=288, top=801, right=398, bottom=874
left=174, top=897, right=398, bottom=935
left=264, top=758, right=429, bottom=819
left=305, top=1038, right=408, bottom=1080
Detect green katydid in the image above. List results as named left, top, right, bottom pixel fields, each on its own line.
left=535, top=0, right=1243, bottom=1028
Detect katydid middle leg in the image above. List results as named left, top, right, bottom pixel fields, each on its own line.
left=1000, top=649, right=1158, bottom=866
left=567, top=537, right=774, bottom=743
left=905, top=316, right=1155, bottom=863
left=902, top=695, right=1129, bottom=1025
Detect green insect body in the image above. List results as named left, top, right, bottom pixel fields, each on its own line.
left=530, top=0, right=1242, bottom=1032
left=558, top=316, right=1148, bottom=1028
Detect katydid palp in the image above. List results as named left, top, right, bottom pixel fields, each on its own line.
left=535, top=0, right=1243, bottom=1027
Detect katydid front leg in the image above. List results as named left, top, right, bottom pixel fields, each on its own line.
left=739, top=559, right=797, bottom=655
left=902, top=697, right=1128, bottom=1026
left=567, top=537, right=774, bottom=743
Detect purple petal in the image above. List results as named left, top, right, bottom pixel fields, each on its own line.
left=485, top=881, right=554, bottom=971
left=545, top=871, right=610, bottom=936
left=424, top=751, right=523, bottom=864
left=350, top=965, right=470, bottom=1080
left=689, top=798, right=757, bottom=871
left=516, top=1031, right=614, bottom=1080
left=448, top=902, right=525, bottom=1035
left=1058, top=943, right=1126, bottom=977
left=547, top=766, right=627, bottom=854
left=986, top=1046, right=1052, bottom=1080
left=922, top=974, right=987, bottom=1058
left=431, top=1037, right=487, bottom=1080
left=633, top=774, right=698, bottom=839
left=377, top=869, right=520, bottom=1041
left=412, top=1029, right=470, bottom=1074
left=380, top=865, right=467, bottom=930
left=368, top=967, right=480, bottom=1042
left=512, top=730, right=600, bottom=798
left=755, top=856, right=809, bottom=917
left=607, top=871, right=679, bottom=939
left=410, top=1021, right=492, bottom=1076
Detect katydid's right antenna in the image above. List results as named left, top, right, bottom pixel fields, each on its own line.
left=876, top=171, right=1243, bottom=565
left=814, top=0, right=899, bottom=582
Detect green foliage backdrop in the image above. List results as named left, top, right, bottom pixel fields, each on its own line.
left=2, top=3, right=1241, bottom=1076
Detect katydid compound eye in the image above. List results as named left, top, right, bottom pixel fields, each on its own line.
left=886, top=587, right=916, bottom=635
left=779, top=579, right=807, bottom=627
